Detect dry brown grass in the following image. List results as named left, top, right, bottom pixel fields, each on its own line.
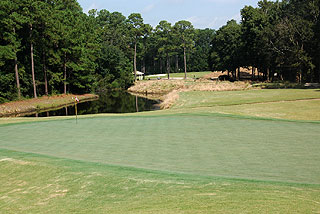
left=202, top=67, right=257, bottom=80
left=158, top=81, right=252, bottom=109
left=188, top=80, right=251, bottom=92
left=129, top=74, right=253, bottom=109
left=128, top=79, right=186, bottom=94
left=202, top=71, right=226, bottom=79
left=160, top=90, right=181, bottom=109
left=129, top=78, right=251, bottom=94
left=0, top=94, right=98, bottom=117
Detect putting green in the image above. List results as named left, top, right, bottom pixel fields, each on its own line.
left=1, top=114, right=319, bottom=184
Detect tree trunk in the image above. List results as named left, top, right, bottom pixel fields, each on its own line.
left=64, top=52, right=67, bottom=94
left=252, top=67, right=255, bottom=80
left=183, top=46, right=187, bottom=79
left=30, top=24, right=37, bottom=98
left=13, top=27, right=21, bottom=99
left=267, top=68, right=270, bottom=82
left=14, top=56, right=21, bottom=99
left=43, top=53, right=48, bottom=96
left=142, top=59, right=146, bottom=74
left=175, top=55, right=179, bottom=73
left=238, top=67, right=241, bottom=80
left=160, top=58, right=163, bottom=73
left=134, top=41, right=137, bottom=81
left=166, top=55, right=170, bottom=79
left=135, top=96, right=139, bottom=112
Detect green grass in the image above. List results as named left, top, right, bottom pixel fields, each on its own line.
left=1, top=115, right=319, bottom=184
left=172, top=89, right=320, bottom=121
left=174, top=89, right=320, bottom=109
left=1, top=149, right=320, bottom=214
left=146, top=71, right=211, bottom=79
left=206, top=99, right=320, bottom=121
left=1, top=88, right=320, bottom=213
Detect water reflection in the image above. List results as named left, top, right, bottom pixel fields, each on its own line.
left=25, top=91, right=159, bottom=117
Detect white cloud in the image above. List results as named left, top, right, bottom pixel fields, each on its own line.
left=142, top=4, right=155, bottom=13
left=186, top=16, right=227, bottom=29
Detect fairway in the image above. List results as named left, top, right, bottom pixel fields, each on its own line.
left=1, top=114, right=320, bottom=184
left=1, top=89, right=320, bottom=213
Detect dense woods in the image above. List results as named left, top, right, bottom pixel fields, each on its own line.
left=1, top=0, right=319, bottom=103
left=210, top=0, right=320, bottom=83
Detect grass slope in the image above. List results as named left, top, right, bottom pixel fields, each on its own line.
left=1, top=149, right=319, bottom=214
left=173, top=89, right=320, bottom=121
left=174, top=89, right=320, bottom=109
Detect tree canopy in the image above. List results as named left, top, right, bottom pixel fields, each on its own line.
left=1, top=0, right=319, bottom=103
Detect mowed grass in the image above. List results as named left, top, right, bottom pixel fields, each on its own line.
left=207, top=99, right=320, bottom=121
left=1, top=88, right=320, bottom=213
left=173, top=89, right=320, bottom=121
left=146, top=71, right=211, bottom=79
left=174, top=89, right=320, bottom=109
left=1, top=115, right=319, bottom=184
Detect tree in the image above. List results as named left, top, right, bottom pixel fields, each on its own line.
left=127, top=13, right=145, bottom=81
left=173, top=21, right=195, bottom=79
left=139, top=23, right=153, bottom=75
left=189, top=28, right=215, bottom=72
left=155, top=21, right=174, bottom=79
left=209, top=20, right=242, bottom=78
left=0, top=0, right=24, bottom=99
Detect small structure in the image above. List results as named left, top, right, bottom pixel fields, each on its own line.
left=133, top=71, right=144, bottom=80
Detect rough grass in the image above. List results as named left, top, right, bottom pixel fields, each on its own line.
left=205, top=99, right=320, bottom=121
left=129, top=78, right=251, bottom=96
left=130, top=79, right=251, bottom=109
left=128, top=79, right=186, bottom=94
left=173, top=89, right=320, bottom=108
left=0, top=94, right=98, bottom=117
left=169, top=89, right=320, bottom=121
left=1, top=149, right=319, bottom=214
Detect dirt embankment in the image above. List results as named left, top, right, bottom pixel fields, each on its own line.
left=128, top=77, right=252, bottom=109
left=0, top=94, right=98, bottom=117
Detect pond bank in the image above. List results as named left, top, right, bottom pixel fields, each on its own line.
left=128, top=79, right=252, bottom=109
left=0, top=94, right=98, bottom=117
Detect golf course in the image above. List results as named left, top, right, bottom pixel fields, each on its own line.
left=1, top=88, right=320, bottom=213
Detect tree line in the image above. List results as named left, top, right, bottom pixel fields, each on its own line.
left=210, top=0, right=320, bottom=83
left=1, top=0, right=319, bottom=103
left=0, top=0, right=214, bottom=103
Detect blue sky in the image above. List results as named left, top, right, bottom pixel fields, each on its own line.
left=77, top=0, right=260, bottom=30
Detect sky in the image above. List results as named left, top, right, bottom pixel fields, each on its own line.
left=77, top=0, right=260, bottom=30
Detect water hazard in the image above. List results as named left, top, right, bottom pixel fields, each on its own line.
left=25, top=91, right=160, bottom=117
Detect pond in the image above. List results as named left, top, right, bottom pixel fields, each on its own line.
left=25, top=91, right=160, bottom=117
